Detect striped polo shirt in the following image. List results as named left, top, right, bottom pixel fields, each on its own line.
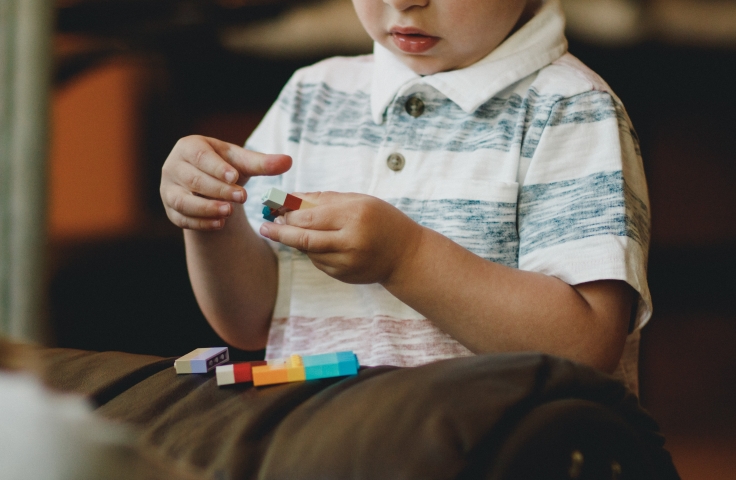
left=243, top=0, right=651, bottom=392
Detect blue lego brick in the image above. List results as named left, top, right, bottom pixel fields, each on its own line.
left=302, top=351, right=358, bottom=380
left=262, top=206, right=277, bottom=222
left=335, top=351, right=355, bottom=363
left=337, top=352, right=359, bottom=375
left=302, top=352, right=338, bottom=366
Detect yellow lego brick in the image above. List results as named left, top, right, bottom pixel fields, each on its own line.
left=285, top=355, right=305, bottom=381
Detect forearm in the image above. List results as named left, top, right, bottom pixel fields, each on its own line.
left=381, top=227, right=632, bottom=373
left=184, top=208, right=278, bottom=350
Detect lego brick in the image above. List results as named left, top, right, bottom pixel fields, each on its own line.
left=174, top=347, right=229, bottom=374
left=282, top=193, right=303, bottom=211
left=216, top=364, right=235, bottom=385
left=286, top=354, right=306, bottom=382
left=261, top=187, right=288, bottom=210
left=251, top=351, right=358, bottom=385
left=303, top=352, right=340, bottom=380
left=262, top=205, right=277, bottom=222
left=252, top=364, right=289, bottom=386
left=216, top=360, right=267, bottom=386
left=336, top=352, right=359, bottom=376
left=261, top=188, right=317, bottom=222
left=235, top=360, right=267, bottom=382
left=303, top=351, right=359, bottom=380
left=253, top=355, right=306, bottom=386
left=302, top=352, right=339, bottom=367
left=298, top=199, right=317, bottom=210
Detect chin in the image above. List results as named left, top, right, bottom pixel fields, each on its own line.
left=400, top=56, right=449, bottom=76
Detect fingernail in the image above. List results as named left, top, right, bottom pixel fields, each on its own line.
left=232, top=190, right=244, bottom=202
left=219, top=204, right=230, bottom=215
left=225, top=171, right=236, bottom=183
left=274, top=216, right=285, bottom=225
left=259, top=224, right=270, bottom=237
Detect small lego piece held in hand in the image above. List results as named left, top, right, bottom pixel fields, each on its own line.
left=174, top=347, right=229, bottom=374
left=261, top=187, right=316, bottom=222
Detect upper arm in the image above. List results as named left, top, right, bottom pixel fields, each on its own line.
left=518, top=90, right=652, bottom=336
left=572, top=279, right=635, bottom=373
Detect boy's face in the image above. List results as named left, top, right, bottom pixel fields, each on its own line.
left=352, top=0, right=531, bottom=75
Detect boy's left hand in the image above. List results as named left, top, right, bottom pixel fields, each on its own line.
left=259, top=192, right=424, bottom=285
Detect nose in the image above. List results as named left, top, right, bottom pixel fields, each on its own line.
left=384, top=0, right=428, bottom=11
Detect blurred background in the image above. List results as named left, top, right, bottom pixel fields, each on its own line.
left=1, top=0, right=735, bottom=478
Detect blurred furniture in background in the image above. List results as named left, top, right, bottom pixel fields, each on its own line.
left=0, top=0, right=53, bottom=343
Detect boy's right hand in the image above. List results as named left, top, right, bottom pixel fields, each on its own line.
left=160, top=135, right=291, bottom=231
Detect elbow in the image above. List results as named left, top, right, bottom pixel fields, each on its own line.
left=202, top=311, right=271, bottom=352
left=571, top=332, right=628, bottom=375
left=585, top=349, right=623, bottom=375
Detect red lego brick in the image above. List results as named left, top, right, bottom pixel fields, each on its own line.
left=233, top=360, right=267, bottom=383
left=282, top=194, right=303, bottom=211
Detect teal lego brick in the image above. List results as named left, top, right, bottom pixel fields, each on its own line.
left=337, top=354, right=359, bottom=376
left=335, top=351, right=355, bottom=363
left=262, top=205, right=277, bottom=222
left=302, top=352, right=338, bottom=366
left=303, top=351, right=358, bottom=380
left=304, top=363, right=340, bottom=380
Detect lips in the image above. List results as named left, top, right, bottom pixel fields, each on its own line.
left=390, top=27, right=439, bottom=54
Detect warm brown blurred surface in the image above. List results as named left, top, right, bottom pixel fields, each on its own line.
left=49, top=59, right=146, bottom=240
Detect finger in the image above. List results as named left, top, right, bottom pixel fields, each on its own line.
left=281, top=205, right=341, bottom=231
left=176, top=136, right=242, bottom=186
left=174, top=161, right=246, bottom=203
left=164, top=186, right=233, bottom=219
left=205, top=137, right=292, bottom=184
left=259, top=222, right=336, bottom=253
left=288, top=191, right=344, bottom=206
left=166, top=208, right=225, bottom=231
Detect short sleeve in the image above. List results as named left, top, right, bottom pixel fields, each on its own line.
left=517, top=90, right=652, bottom=329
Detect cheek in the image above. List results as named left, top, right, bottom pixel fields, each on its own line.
left=351, top=0, right=383, bottom=39
left=452, top=3, right=526, bottom=53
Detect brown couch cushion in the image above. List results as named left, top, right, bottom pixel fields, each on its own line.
left=39, top=348, right=679, bottom=480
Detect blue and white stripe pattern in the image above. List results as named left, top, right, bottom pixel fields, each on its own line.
left=243, top=0, right=650, bottom=393
left=519, top=170, right=650, bottom=255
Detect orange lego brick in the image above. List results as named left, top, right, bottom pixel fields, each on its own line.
left=252, top=355, right=306, bottom=386
left=252, top=364, right=289, bottom=386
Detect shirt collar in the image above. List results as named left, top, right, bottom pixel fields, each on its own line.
left=370, top=0, right=568, bottom=125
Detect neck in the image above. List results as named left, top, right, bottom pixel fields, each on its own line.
left=510, top=0, right=543, bottom=37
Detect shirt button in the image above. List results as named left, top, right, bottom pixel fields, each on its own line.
left=386, top=153, right=405, bottom=172
left=405, top=96, right=425, bottom=117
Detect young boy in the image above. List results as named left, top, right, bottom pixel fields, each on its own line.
left=160, top=0, right=651, bottom=393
